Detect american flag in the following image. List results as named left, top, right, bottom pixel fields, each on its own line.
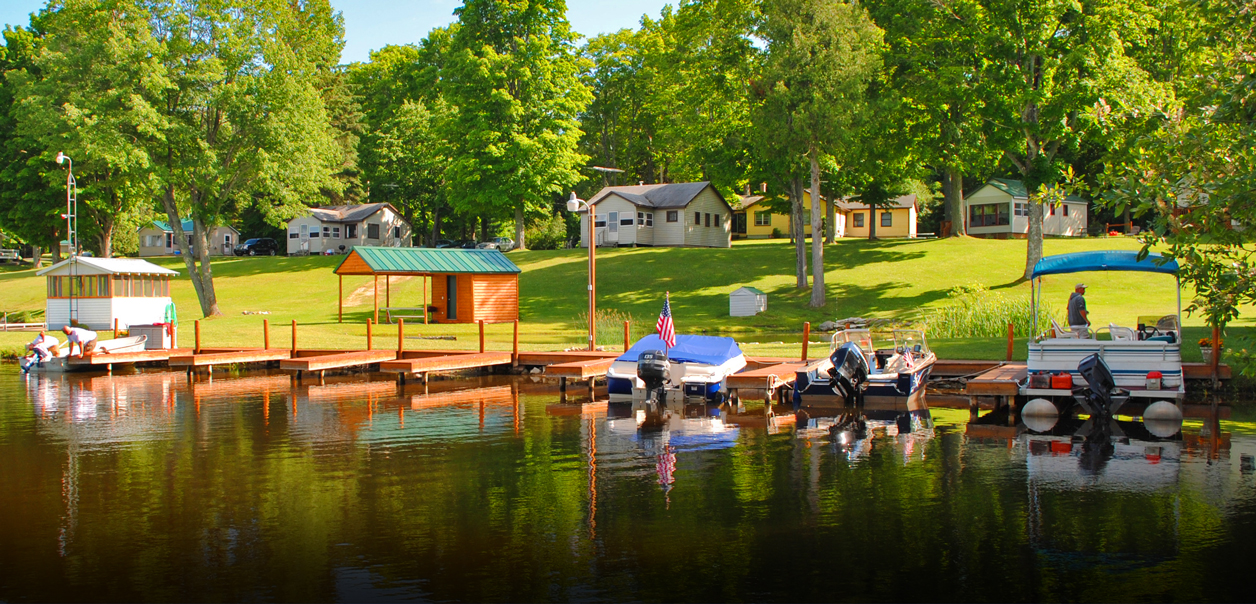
left=656, top=292, right=676, bottom=349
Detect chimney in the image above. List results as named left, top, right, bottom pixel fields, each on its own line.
left=760, top=182, right=767, bottom=193
left=639, top=181, right=644, bottom=186
left=745, top=184, right=751, bottom=196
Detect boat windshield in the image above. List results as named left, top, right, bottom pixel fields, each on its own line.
left=893, top=330, right=930, bottom=356
left=831, top=329, right=875, bottom=352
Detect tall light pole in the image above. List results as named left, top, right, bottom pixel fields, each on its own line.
left=55, top=152, right=76, bottom=257
left=567, top=192, right=596, bottom=350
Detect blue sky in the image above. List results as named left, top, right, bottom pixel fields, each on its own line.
left=0, top=0, right=671, bottom=64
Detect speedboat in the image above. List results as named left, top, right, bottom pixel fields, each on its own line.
left=793, top=329, right=936, bottom=428
left=605, top=334, right=746, bottom=404
left=20, top=335, right=148, bottom=373
left=1022, top=251, right=1185, bottom=407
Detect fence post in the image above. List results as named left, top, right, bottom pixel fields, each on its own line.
left=479, top=320, right=486, bottom=353
left=114, top=318, right=119, bottom=337
left=801, top=322, right=810, bottom=361
left=194, top=320, right=201, bottom=354
left=1006, top=323, right=1014, bottom=361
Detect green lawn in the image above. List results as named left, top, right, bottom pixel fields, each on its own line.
left=1, top=236, right=1251, bottom=362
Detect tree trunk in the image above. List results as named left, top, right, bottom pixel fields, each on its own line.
left=1023, top=200, right=1044, bottom=280
left=791, top=177, right=807, bottom=289
left=95, top=214, right=114, bottom=258
left=943, top=166, right=966, bottom=236
left=51, top=244, right=62, bottom=264
left=431, top=203, right=441, bottom=244
left=867, top=204, right=878, bottom=240
left=809, top=148, right=825, bottom=308
left=31, top=246, right=42, bottom=269
left=825, top=197, right=835, bottom=243
left=191, top=218, right=222, bottom=316
left=515, top=204, right=527, bottom=250
left=163, top=188, right=222, bottom=317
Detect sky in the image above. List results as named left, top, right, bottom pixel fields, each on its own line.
left=0, top=0, right=672, bottom=64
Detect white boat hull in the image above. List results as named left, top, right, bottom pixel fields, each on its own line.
left=606, top=354, right=747, bottom=403
left=1025, top=339, right=1184, bottom=400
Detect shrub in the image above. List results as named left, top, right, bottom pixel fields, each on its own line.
left=922, top=284, right=1058, bottom=339
left=526, top=213, right=567, bottom=250
left=771, top=228, right=783, bottom=239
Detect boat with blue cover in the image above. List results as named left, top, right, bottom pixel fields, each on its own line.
left=606, top=334, right=747, bottom=404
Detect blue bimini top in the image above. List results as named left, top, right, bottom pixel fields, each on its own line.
left=1031, top=250, right=1179, bottom=279
left=616, top=334, right=743, bottom=366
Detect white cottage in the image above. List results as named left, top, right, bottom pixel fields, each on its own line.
left=578, top=182, right=733, bottom=248
left=286, top=203, right=412, bottom=255
left=729, top=286, right=767, bottom=317
left=37, top=257, right=180, bottom=330
left=963, top=178, right=1088, bottom=238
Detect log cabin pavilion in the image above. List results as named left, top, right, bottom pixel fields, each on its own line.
left=333, top=246, right=521, bottom=325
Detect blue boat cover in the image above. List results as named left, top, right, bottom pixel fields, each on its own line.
left=616, top=334, right=743, bottom=366
left=1031, top=251, right=1178, bottom=279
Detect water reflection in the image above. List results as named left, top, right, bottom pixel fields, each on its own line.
left=3, top=367, right=1256, bottom=601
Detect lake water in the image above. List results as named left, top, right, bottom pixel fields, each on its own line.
left=1, top=365, right=1254, bottom=602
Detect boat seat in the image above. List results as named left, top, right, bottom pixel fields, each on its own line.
left=1109, top=324, right=1137, bottom=341
left=1050, top=319, right=1078, bottom=339
left=882, top=353, right=908, bottom=374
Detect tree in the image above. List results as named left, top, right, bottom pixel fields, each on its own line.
left=443, top=0, right=591, bottom=250
left=8, top=0, right=164, bottom=258
left=144, top=0, right=345, bottom=317
left=756, top=0, right=883, bottom=307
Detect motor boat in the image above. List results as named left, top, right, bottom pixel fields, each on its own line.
left=20, top=335, right=148, bottom=373
left=793, top=329, right=936, bottom=428
left=605, top=334, right=746, bottom=405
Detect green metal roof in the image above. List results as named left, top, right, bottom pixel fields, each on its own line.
left=733, top=286, right=766, bottom=295
left=986, top=178, right=1085, bottom=202
left=151, top=218, right=195, bottom=232
left=336, top=246, right=521, bottom=275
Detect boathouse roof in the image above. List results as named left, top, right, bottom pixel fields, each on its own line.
left=334, top=246, right=521, bottom=276
left=37, top=256, right=181, bottom=277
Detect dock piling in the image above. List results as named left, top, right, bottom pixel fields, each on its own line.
left=479, top=320, right=485, bottom=353
left=398, top=318, right=405, bottom=354
left=291, top=320, right=297, bottom=353
left=623, top=320, right=630, bottom=352
left=195, top=320, right=201, bottom=354
left=801, top=322, right=810, bottom=361
left=367, top=319, right=374, bottom=350
left=114, top=318, right=119, bottom=338
left=512, top=320, right=519, bottom=366
left=1006, top=323, right=1014, bottom=361
left=264, top=319, right=270, bottom=350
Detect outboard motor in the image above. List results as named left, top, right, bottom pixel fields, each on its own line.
left=1073, top=353, right=1130, bottom=416
left=637, top=350, right=670, bottom=404
left=827, top=342, right=870, bottom=406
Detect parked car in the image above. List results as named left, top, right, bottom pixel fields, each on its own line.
left=234, top=238, right=279, bottom=256
left=434, top=239, right=457, bottom=248
left=477, top=236, right=515, bottom=251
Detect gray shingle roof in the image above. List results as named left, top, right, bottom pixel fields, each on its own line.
left=836, top=194, right=918, bottom=211
left=306, top=203, right=398, bottom=223
left=587, top=182, right=717, bottom=210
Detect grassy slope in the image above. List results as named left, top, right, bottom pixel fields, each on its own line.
left=1, top=236, right=1250, bottom=360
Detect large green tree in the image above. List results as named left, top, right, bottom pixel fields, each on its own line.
left=443, top=0, right=591, bottom=250
left=756, top=0, right=883, bottom=308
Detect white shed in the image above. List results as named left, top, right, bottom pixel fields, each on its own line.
left=37, top=257, right=180, bottom=331
left=729, top=286, right=767, bottom=317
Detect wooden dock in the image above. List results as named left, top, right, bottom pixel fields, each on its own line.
left=280, top=350, right=398, bottom=375
left=727, top=362, right=807, bottom=403
left=170, top=348, right=292, bottom=372
left=380, top=351, right=513, bottom=379
left=69, top=348, right=182, bottom=371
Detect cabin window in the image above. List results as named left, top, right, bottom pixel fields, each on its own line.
left=594, top=218, right=606, bottom=227
left=1063, top=204, right=1070, bottom=216
left=754, top=211, right=771, bottom=227
left=666, top=211, right=678, bottom=223
left=637, top=212, right=645, bottom=226
left=881, top=212, right=892, bottom=227
left=367, top=223, right=380, bottom=239
left=694, top=212, right=700, bottom=225
left=1014, top=202, right=1030, bottom=217
left=332, top=227, right=341, bottom=238
left=702, top=213, right=708, bottom=227
left=289, top=232, right=299, bottom=239
left=853, top=213, right=865, bottom=228
left=715, top=214, right=721, bottom=227
left=393, top=226, right=401, bottom=239
left=969, top=203, right=1010, bottom=227
left=310, top=231, right=320, bottom=238
left=346, top=224, right=357, bottom=239
left=1048, top=203, right=1056, bottom=216
left=620, top=217, right=634, bottom=226
left=323, top=226, right=330, bottom=237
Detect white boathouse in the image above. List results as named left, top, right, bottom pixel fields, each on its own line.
left=37, top=257, right=180, bottom=330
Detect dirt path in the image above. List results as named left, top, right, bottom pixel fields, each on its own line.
left=344, top=276, right=414, bottom=306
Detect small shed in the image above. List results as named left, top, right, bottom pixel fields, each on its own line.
left=333, top=246, right=521, bottom=324
left=37, top=256, right=180, bottom=330
left=729, top=286, right=767, bottom=317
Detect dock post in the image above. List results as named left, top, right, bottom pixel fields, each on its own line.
left=195, top=320, right=201, bottom=354
left=1006, top=396, right=1017, bottom=426
left=560, top=377, right=567, bottom=395
left=264, top=319, right=270, bottom=350
left=367, top=319, right=374, bottom=350
left=1006, top=323, right=1014, bottom=361
left=479, top=320, right=485, bottom=353
left=291, top=320, right=297, bottom=354
left=386, top=276, right=391, bottom=308
left=512, top=320, right=519, bottom=367
left=587, top=377, right=595, bottom=401
left=338, top=275, right=343, bottom=323
left=373, top=275, right=379, bottom=325
left=397, top=318, right=405, bottom=355
left=969, top=396, right=978, bottom=419
left=114, top=318, right=119, bottom=338
left=623, top=320, right=630, bottom=352
left=801, top=322, right=810, bottom=361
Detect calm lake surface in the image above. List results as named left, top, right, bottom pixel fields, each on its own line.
left=2, top=365, right=1255, bottom=602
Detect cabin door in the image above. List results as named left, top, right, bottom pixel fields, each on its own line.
left=607, top=211, right=619, bottom=243
left=446, top=275, right=457, bottom=320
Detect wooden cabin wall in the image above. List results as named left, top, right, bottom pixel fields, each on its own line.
left=470, top=274, right=519, bottom=322
left=430, top=273, right=475, bottom=323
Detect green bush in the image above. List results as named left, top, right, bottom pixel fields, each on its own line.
left=922, top=284, right=1058, bottom=339
left=573, top=308, right=651, bottom=347
left=526, top=213, right=567, bottom=250
left=771, top=228, right=783, bottom=238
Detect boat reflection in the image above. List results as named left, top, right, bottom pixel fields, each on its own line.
left=605, top=400, right=739, bottom=501
left=794, top=405, right=934, bottom=464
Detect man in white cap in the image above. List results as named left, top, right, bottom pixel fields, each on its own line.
left=1068, top=283, right=1090, bottom=337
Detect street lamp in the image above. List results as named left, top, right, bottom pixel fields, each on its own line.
left=55, top=152, right=76, bottom=257
left=567, top=191, right=596, bottom=350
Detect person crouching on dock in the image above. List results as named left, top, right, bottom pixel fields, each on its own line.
left=62, top=325, right=98, bottom=358
left=22, top=331, right=60, bottom=367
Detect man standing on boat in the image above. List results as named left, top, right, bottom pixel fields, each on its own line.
left=1068, top=283, right=1091, bottom=337
left=62, top=324, right=98, bottom=357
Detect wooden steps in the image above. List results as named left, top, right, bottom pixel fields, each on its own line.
left=380, top=351, right=513, bottom=375
left=280, top=350, right=397, bottom=372
left=964, top=363, right=1027, bottom=396
left=170, top=348, right=292, bottom=367
left=545, top=357, right=615, bottom=380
